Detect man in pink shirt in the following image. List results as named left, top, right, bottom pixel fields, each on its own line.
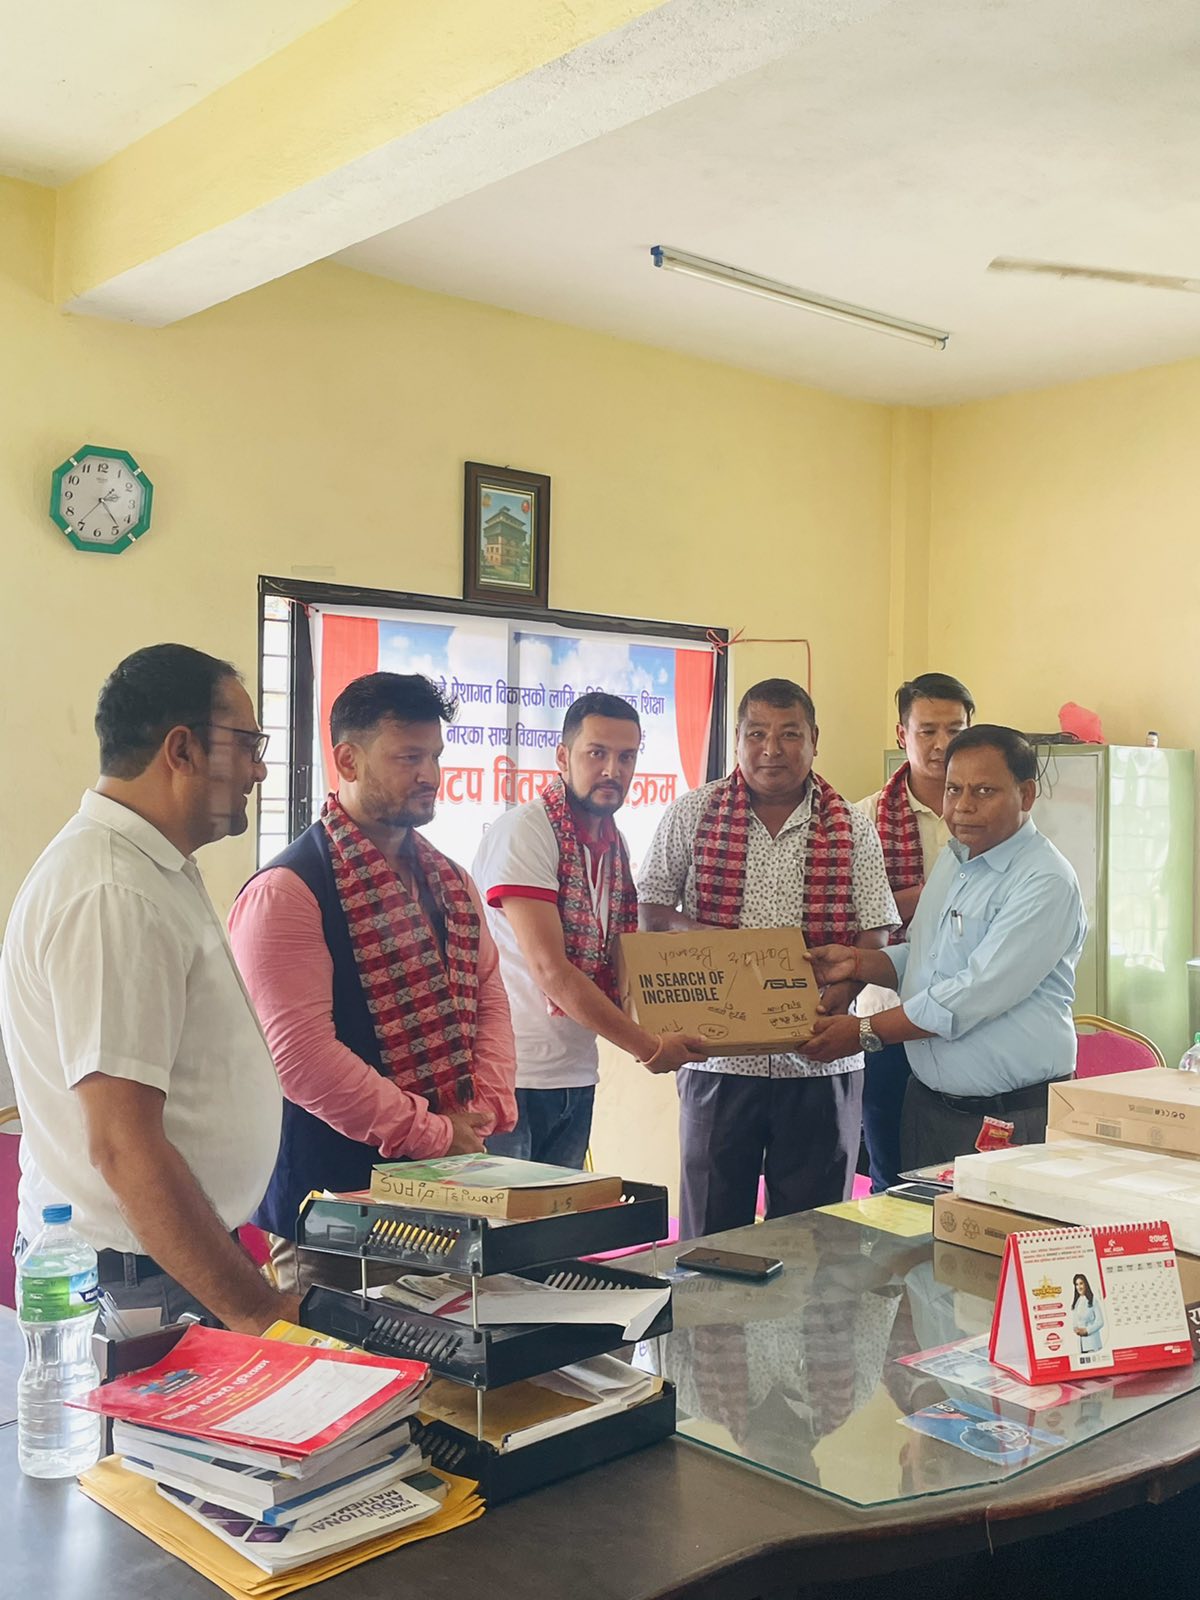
left=228, top=672, right=517, bottom=1293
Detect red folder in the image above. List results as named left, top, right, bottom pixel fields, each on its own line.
left=70, top=1324, right=427, bottom=1458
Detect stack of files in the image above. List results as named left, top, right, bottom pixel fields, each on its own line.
left=954, top=1140, right=1200, bottom=1255
left=372, top=1269, right=670, bottom=1341
left=113, top=1412, right=425, bottom=1528
left=420, top=1353, right=663, bottom=1453
left=78, top=1457, right=484, bottom=1600
left=71, top=1323, right=456, bottom=1578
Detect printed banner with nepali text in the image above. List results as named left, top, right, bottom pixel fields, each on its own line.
left=310, top=606, right=718, bottom=873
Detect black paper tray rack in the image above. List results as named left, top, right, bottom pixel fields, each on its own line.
left=300, top=1260, right=674, bottom=1388
left=411, top=1384, right=677, bottom=1504
left=296, top=1181, right=669, bottom=1275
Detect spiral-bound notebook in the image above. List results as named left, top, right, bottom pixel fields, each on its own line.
left=989, top=1221, right=1193, bottom=1384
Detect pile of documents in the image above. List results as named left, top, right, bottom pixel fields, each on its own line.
left=420, top=1352, right=663, bottom=1453
left=72, top=1323, right=484, bottom=1594
left=372, top=1268, right=671, bottom=1341
left=954, top=1139, right=1200, bottom=1256
left=939, top=1071, right=1200, bottom=1270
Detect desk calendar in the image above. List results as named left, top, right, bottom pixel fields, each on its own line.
left=989, top=1220, right=1193, bottom=1384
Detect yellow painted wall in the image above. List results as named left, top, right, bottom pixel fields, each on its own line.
left=3, top=171, right=897, bottom=923
left=928, top=360, right=1200, bottom=748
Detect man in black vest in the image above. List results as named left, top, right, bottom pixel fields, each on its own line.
left=229, top=673, right=517, bottom=1294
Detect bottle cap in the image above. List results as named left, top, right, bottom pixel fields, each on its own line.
left=41, top=1203, right=72, bottom=1225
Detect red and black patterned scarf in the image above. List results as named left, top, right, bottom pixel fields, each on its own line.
left=541, top=777, right=638, bottom=1008
left=321, top=794, right=477, bottom=1111
left=875, top=762, right=924, bottom=943
left=692, top=769, right=858, bottom=944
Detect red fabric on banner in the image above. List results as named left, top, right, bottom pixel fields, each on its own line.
left=674, top=648, right=715, bottom=791
left=318, top=614, right=379, bottom=785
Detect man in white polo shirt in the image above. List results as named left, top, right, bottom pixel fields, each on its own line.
left=472, top=692, right=705, bottom=1168
left=0, top=644, right=294, bottom=1332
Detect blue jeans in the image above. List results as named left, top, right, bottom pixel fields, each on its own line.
left=486, top=1086, right=595, bottom=1170
left=861, top=1041, right=912, bottom=1192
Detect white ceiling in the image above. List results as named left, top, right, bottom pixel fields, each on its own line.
left=338, top=0, right=1200, bottom=405
left=6, top=0, right=1200, bottom=405
left=0, top=0, right=356, bottom=184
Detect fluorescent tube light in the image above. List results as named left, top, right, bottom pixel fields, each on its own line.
left=650, top=245, right=949, bottom=350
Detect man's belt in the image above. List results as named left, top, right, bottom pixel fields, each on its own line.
left=925, top=1075, right=1073, bottom=1117
left=96, top=1231, right=242, bottom=1288
left=95, top=1250, right=165, bottom=1287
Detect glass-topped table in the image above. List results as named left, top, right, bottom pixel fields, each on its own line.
left=635, top=1198, right=1200, bottom=1507
left=6, top=1231, right=1200, bottom=1597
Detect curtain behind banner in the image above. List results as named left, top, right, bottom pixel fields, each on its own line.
left=674, top=647, right=716, bottom=789
left=316, top=614, right=379, bottom=795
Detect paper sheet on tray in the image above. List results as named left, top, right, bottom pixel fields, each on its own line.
left=372, top=1272, right=670, bottom=1341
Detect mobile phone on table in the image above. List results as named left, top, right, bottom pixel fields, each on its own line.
left=675, top=1246, right=783, bottom=1281
left=885, top=1181, right=943, bottom=1205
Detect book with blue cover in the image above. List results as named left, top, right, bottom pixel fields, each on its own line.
left=122, top=1437, right=424, bottom=1525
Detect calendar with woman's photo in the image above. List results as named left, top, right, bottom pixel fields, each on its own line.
left=988, top=1221, right=1192, bottom=1384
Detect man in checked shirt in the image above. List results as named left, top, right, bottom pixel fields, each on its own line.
left=638, top=678, right=898, bottom=1242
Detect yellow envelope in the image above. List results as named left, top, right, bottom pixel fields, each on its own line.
left=77, top=1458, right=484, bottom=1600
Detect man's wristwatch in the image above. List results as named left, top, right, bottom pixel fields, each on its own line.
left=859, top=1017, right=885, bottom=1054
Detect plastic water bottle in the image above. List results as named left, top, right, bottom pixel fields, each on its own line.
left=17, top=1203, right=102, bottom=1478
left=1179, top=1033, right=1200, bottom=1073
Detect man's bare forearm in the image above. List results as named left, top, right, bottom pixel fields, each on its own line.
left=539, top=958, right=656, bottom=1059
left=893, top=884, right=923, bottom=924
left=850, top=947, right=899, bottom=986
left=98, top=1134, right=294, bottom=1333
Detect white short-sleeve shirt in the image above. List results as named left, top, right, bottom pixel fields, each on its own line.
left=636, top=777, right=899, bottom=1078
left=853, top=782, right=951, bottom=1017
left=0, top=791, right=282, bottom=1251
left=472, top=801, right=621, bottom=1091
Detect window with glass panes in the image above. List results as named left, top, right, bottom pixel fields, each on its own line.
left=257, top=593, right=294, bottom=863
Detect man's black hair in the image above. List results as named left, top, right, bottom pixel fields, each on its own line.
left=896, top=672, right=975, bottom=725
left=561, top=691, right=640, bottom=745
left=330, top=672, right=457, bottom=745
left=736, top=677, right=817, bottom=732
left=945, top=723, right=1038, bottom=784
left=95, top=644, right=240, bottom=779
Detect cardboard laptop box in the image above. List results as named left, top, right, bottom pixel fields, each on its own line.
left=933, top=1193, right=1048, bottom=1259
left=616, top=928, right=817, bottom=1055
left=1048, top=1068, right=1200, bottom=1158
left=933, top=1191, right=1200, bottom=1303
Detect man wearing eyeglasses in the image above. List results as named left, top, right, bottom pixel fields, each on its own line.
left=0, top=644, right=296, bottom=1333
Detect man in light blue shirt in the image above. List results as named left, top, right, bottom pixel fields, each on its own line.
left=805, top=725, right=1086, bottom=1166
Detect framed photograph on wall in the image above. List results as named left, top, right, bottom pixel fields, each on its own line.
left=462, top=461, right=550, bottom=609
